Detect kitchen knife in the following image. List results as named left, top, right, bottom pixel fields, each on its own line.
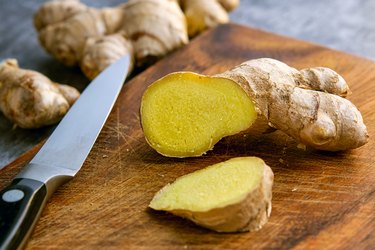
left=0, top=55, right=130, bottom=250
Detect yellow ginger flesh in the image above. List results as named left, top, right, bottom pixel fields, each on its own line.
left=150, top=157, right=263, bottom=212
left=141, top=72, right=257, bottom=157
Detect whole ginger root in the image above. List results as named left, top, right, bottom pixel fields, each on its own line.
left=0, top=59, right=79, bottom=129
left=140, top=58, right=369, bottom=157
left=34, top=0, right=238, bottom=79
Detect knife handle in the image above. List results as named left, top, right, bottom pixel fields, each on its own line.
left=0, top=178, right=47, bottom=250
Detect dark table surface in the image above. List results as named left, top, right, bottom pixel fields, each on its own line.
left=1, top=0, right=375, bottom=167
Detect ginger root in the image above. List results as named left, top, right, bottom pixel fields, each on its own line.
left=149, top=157, right=274, bottom=232
left=180, top=0, right=239, bottom=37
left=0, top=59, right=79, bottom=128
left=34, top=0, right=238, bottom=79
left=141, top=58, right=368, bottom=157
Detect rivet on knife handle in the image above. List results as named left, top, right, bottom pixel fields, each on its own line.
left=0, top=178, right=47, bottom=250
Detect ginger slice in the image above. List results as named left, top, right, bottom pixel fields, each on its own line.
left=149, top=157, right=274, bottom=233
left=141, top=72, right=257, bottom=157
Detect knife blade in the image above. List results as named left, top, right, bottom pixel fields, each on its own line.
left=0, top=55, right=130, bottom=250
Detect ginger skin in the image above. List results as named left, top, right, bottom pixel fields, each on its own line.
left=217, top=58, right=368, bottom=151
left=141, top=58, right=368, bottom=157
left=34, top=0, right=238, bottom=79
left=149, top=157, right=274, bottom=233
left=180, top=0, right=239, bottom=37
left=0, top=59, right=79, bottom=128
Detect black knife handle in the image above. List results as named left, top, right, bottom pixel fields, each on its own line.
left=0, top=178, right=47, bottom=250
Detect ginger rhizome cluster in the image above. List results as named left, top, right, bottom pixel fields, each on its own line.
left=34, top=0, right=239, bottom=79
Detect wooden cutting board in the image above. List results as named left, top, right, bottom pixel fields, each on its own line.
left=1, top=24, right=374, bottom=249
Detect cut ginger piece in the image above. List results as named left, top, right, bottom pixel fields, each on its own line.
left=149, top=157, right=274, bottom=233
left=141, top=58, right=368, bottom=156
left=141, top=72, right=257, bottom=157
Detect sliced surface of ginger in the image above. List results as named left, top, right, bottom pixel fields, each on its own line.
left=141, top=58, right=368, bottom=156
left=149, top=157, right=274, bottom=233
left=141, top=72, right=257, bottom=157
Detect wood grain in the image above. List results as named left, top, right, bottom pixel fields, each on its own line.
left=1, top=24, right=374, bottom=249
